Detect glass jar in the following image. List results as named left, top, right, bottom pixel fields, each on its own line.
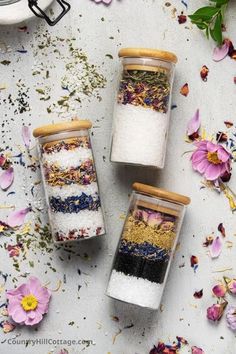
left=33, top=120, right=106, bottom=243
left=110, top=48, right=177, bottom=169
left=106, top=182, right=190, bottom=310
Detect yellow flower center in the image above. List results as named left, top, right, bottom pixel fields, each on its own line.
left=21, top=294, right=38, bottom=311
left=207, top=151, right=222, bottom=165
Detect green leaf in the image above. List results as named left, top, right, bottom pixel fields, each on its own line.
left=210, top=0, right=228, bottom=5
left=211, top=13, right=223, bottom=44
left=189, top=6, right=219, bottom=20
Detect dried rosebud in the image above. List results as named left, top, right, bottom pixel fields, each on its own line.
left=200, top=65, right=209, bottom=81
left=224, top=276, right=236, bottom=295
left=207, top=301, right=227, bottom=322
left=212, top=284, right=227, bottom=298
left=178, top=13, right=187, bottom=24
left=190, top=255, right=199, bottom=271
left=0, top=154, right=6, bottom=167
left=220, top=170, right=232, bottom=183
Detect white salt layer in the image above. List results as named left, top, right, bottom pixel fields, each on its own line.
left=46, top=182, right=99, bottom=198
left=42, top=147, right=93, bottom=169
left=49, top=208, right=105, bottom=238
left=106, top=270, right=163, bottom=310
left=111, top=103, right=169, bottom=168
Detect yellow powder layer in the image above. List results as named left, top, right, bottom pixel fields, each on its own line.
left=122, top=216, right=176, bottom=250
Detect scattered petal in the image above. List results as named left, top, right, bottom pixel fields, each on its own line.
left=218, top=223, right=226, bottom=237
left=0, top=167, right=14, bottom=190
left=213, top=42, right=230, bottom=62
left=212, top=284, right=227, bottom=298
left=200, top=65, right=209, bottom=81
left=187, top=109, right=200, bottom=140
left=180, top=83, right=189, bottom=96
left=210, top=236, right=223, bottom=258
left=21, top=126, right=31, bottom=148
left=190, top=255, right=199, bottom=272
left=193, top=289, right=203, bottom=299
left=0, top=320, right=15, bottom=333
left=203, top=235, right=214, bottom=247
left=7, top=207, right=31, bottom=228
left=224, top=121, right=233, bottom=128
left=191, top=346, right=205, bottom=354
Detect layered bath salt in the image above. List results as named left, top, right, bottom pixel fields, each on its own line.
left=107, top=183, right=190, bottom=310
left=33, top=121, right=105, bottom=243
left=110, top=48, right=177, bottom=168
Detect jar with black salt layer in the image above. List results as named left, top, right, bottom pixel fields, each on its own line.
left=110, top=48, right=177, bottom=168
left=33, top=120, right=105, bottom=243
left=106, top=182, right=190, bottom=310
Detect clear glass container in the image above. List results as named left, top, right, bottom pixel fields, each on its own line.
left=106, top=182, right=190, bottom=310
left=33, top=120, right=106, bottom=243
left=0, top=0, right=19, bottom=5
left=110, top=48, right=177, bottom=169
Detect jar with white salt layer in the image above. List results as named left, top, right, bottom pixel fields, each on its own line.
left=33, top=120, right=105, bottom=243
left=106, top=182, right=190, bottom=310
left=110, top=48, right=177, bottom=168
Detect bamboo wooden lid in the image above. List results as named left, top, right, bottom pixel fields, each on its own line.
left=33, top=120, right=92, bottom=138
left=133, top=183, right=191, bottom=206
left=119, top=48, right=178, bottom=64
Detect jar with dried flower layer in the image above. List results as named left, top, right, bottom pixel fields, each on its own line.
left=110, top=48, right=177, bottom=168
left=33, top=120, right=105, bottom=243
left=106, top=182, right=190, bottom=310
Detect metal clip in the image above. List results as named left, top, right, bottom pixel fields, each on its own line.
left=28, top=0, right=70, bottom=26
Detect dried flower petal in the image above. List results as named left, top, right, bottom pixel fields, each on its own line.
left=224, top=121, right=233, bottom=128
left=190, top=255, right=199, bottom=272
left=218, top=223, right=226, bottom=237
left=200, top=65, right=209, bottom=81
left=7, top=207, right=31, bottom=228
left=21, top=126, right=31, bottom=148
left=203, top=235, right=214, bottom=247
left=210, top=236, right=223, bottom=259
left=0, top=155, right=6, bottom=167
left=0, top=167, right=14, bottom=190
left=193, top=289, right=203, bottom=299
left=213, top=42, right=230, bottom=62
left=212, top=284, right=227, bottom=298
left=0, top=320, right=15, bottom=333
left=187, top=109, right=200, bottom=139
left=191, top=347, right=205, bottom=354
left=180, top=83, right=189, bottom=96
left=226, top=306, right=236, bottom=330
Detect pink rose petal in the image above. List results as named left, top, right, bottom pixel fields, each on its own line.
left=213, top=42, right=230, bottom=62
left=7, top=207, right=31, bottom=228
left=22, top=126, right=31, bottom=148
left=187, top=109, right=200, bottom=137
left=0, top=167, right=14, bottom=190
left=210, top=236, right=223, bottom=258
